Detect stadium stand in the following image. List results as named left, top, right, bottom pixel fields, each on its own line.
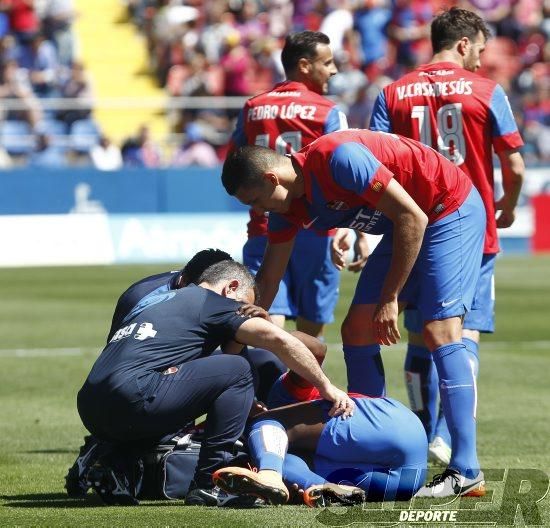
left=0, top=0, right=548, bottom=168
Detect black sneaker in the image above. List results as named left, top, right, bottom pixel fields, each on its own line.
left=86, top=454, right=143, bottom=506
left=184, top=481, right=257, bottom=507
left=65, top=435, right=102, bottom=498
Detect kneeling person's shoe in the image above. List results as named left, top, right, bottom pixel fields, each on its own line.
left=86, top=455, right=143, bottom=506
left=213, top=467, right=289, bottom=505
left=184, top=482, right=257, bottom=507
left=414, top=469, right=485, bottom=499
left=304, top=483, right=365, bottom=508
left=64, top=435, right=102, bottom=498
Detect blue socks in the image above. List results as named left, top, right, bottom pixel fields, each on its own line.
left=247, top=419, right=288, bottom=473
left=432, top=342, right=479, bottom=478
left=343, top=344, right=386, bottom=396
left=283, top=453, right=325, bottom=490
left=462, top=337, right=480, bottom=378
left=404, top=344, right=439, bottom=440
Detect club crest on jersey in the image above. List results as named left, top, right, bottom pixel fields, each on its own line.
left=326, top=200, right=350, bottom=211
left=371, top=180, right=383, bottom=193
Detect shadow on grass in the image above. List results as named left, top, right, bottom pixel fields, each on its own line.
left=2, top=492, right=105, bottom=508
left=24, top=449, right=77, bottom=454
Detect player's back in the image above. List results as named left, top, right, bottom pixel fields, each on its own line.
left=372, top=62, right=523, bottom=252
left=234, top=80, right=346, bottom=154
left=232, top=80, right=346, bottom=236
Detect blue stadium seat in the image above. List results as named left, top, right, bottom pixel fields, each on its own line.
left=35, top=119, right=70, bottom=149
left=70, top=118, right=100, bottom=153
left=0, top=120, right=35, bottom=156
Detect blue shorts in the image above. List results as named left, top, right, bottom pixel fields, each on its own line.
left=314, top=397, right=427, bottom=500
left=352, top=188, right=485, bottom=322
left=404, top=254, right=496, bottom=333
left=243, top=230, right=339, bottom=324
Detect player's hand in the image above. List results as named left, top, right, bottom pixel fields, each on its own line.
left=495, top=197, right=516, bottom=228
left=289, top=483, right=305, bottom=504
left=348, top=231, right=370, bottom=273
left=373, top=299, right=400, bottom=346
left=331, top=229, right=352, bottom=270
left=318, top=384, right=355, bottom=418
left=238, top=303, right=272, bottom=322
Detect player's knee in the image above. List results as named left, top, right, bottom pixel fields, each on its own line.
left=341, top=311, right=374, bottom=345
left=422, top=318, right=462, bottom=351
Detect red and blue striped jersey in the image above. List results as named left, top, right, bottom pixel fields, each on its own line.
left=370, top=62, right=523, bottom=254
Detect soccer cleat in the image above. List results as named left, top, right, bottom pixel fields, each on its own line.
left=303, top=482, right=366, bottom=508
left=428, top=436, right=452, bottom=466
left=86, top=456, right=143, bottom=506
left=414, top=469, right=486, bottom=499
left=184, top=482, right=257, bottom=507
left=64, top=435, right=102, bottom=498
left=213, top=467, right=289, bottom=505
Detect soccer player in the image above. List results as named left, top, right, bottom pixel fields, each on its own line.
left=213, top=390, right=428, bottom=505
left=211, top=350, right=428, bottom=506
left=230, top=30, right=367, bottom=339
left=369, top=7, right=525, bottom=469
left=77, top=260, right=354, bottom=505
left=221, top=128, right=487, bottom=498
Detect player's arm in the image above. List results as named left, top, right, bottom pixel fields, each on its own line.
left=234, top=317, right=354, bottom=417
left=372, top=179, right=428, bottom=345
left=331, top=229, right=370, bottom=271
left=255, top=237, right=295, bottom=310
left=495, top=149, right=525, bottom=228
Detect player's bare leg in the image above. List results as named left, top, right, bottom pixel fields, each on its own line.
left=296, top=316, right=324, bottom=340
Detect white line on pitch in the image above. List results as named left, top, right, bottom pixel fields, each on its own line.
left=0, top=341, right=549, bottom=359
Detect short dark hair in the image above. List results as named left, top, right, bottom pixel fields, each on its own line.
left=197, top=260, right=255, bottom=298
left=431, top=8, right=491, bottom=53
left=281, top=31, right=330, bottom=75
left=181, top=249, right=233, bottom=285
left=222, top=145, right=282, bottom=196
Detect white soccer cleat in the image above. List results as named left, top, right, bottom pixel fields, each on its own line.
left=414, top=469, right=486, bottom=499
left=428, top=436, right=452, bottom=466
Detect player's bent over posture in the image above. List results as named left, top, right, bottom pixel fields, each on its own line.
left=221, top=129, right=487, bottom=498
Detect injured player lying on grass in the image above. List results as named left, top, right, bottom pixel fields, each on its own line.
left=213, top=340, right=429, bottom=507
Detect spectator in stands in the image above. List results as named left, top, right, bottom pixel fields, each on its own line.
left=220, top=31, right=252, bottom=97
left=171, top=121, right=219, bottom=168
left=121, top=124, right=161, bottom=168
left=28, top=132, right=66, bottom=167
left=90, top=135, right=123, bottom=171
left=41, top=0, right=77, bottom=67
left=0, top=58, right=41, bottom=126
left=4, top=0, right=40, bottom=44
left=15, top=32, right=59, bottom=97
left=56, top=61, right=92, bottom=127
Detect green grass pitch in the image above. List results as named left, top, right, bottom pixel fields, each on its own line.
left=0, top=255, right=549, bottom=527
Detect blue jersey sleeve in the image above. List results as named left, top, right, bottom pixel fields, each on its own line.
left=230, top=108, right=248, bottom=147
left=324, top=106, right=349, bottom=134
left=369, top=90, right=392, bottom=132
left=489, top=84, right=519, bottom=138
left=329, top=142, right=382, bottom=194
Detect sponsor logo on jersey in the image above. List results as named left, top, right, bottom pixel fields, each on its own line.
left=371, top=180, right=383, bottom=192
left=134, top=322, right=157, bottom=341
left=110, top=323, right=137, bottom=343
left=348, top=209, right=383, bottom=232
left=433, top=203, right=445, bottom=215
left=326, top=200, right=350, bottom=211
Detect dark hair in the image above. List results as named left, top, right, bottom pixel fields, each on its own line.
left=431, top=8, right=491, bottom=53
left=181, top=249, right=233, bottom=285
left=197, top=260, right=255, bottom=297
left=281, top=31, right=330, bottom=75
left=222, top=145, right=282, bottom=196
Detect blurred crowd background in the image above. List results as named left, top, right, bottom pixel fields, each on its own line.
left=0, top=0, right=548, bottom=170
